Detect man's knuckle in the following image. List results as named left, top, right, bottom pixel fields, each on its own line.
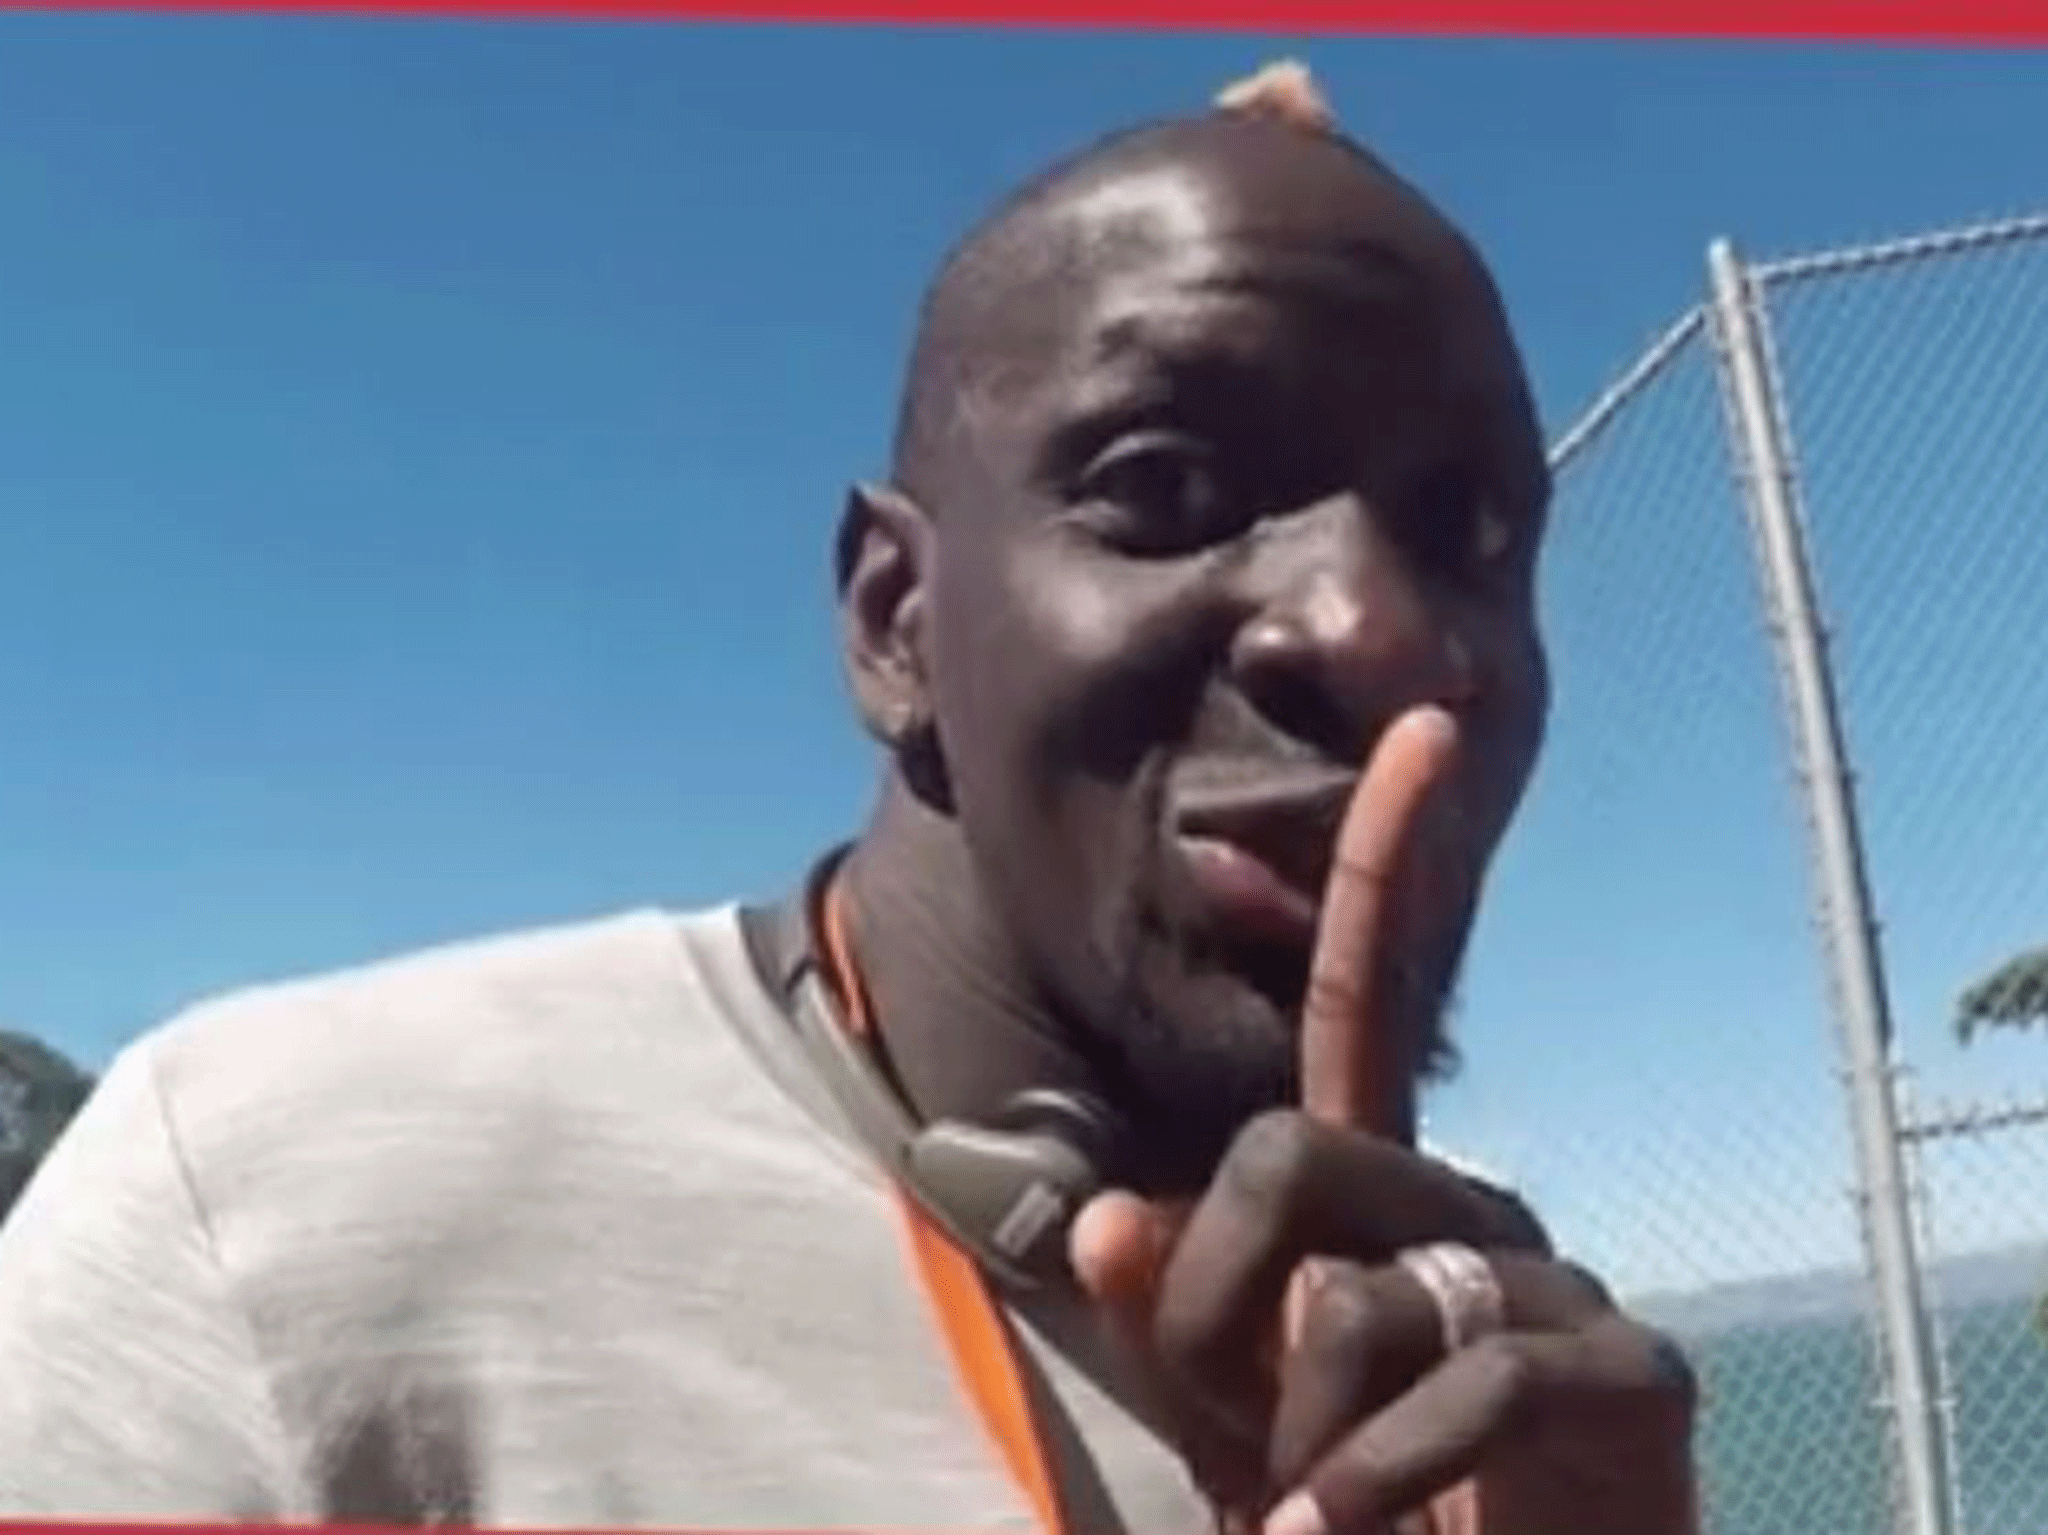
left=1149, top=1291, right=1209, bottom=1366
left=1476, top=1184, right=1554, bottom=1255
left=1223, top=1108, right=1318, bottom=1207
left=1639, top=1327, right=1700, bottom=1414
left=1315, top=1440, right=1400, bottom=1529
left=1303, top=972, right=1367, bottom=1022
left=1306, top=1262, right=1380, bottom=1348
left=1554, top=1258, right=1614, bottom=1308
left=1583, top=1317, right=1699, bottom=1426
left=1468, top=1332, right=1536, bottom=1402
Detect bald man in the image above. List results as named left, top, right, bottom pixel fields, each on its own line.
left=0, top=75, right=1697, bottom=1535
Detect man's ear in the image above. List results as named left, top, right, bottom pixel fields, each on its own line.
left=837, top=481, right=936, bottom=751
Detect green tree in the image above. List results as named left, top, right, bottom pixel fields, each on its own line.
left=1954, top=945, right=2048, bottom=1043
left=1955, top=952, right=2048, bottom=1345
left=0, top=1030, right=95, bottom=1225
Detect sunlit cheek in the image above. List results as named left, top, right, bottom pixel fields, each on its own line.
left=990, top=564, right=1205, bottom=811
left=1036, top=576, right=1141, bottom=666
left=991, top=546, right=1155, bottom=688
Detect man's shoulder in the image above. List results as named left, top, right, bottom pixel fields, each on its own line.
left=135, top=905, right=783, bottom=1213
left=151, top=907, right=707, bottom=1083
left=18, top=901, right=870, bottom=1427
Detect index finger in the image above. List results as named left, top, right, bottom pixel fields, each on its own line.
left=1299, top=705, right=1462, bottom=1141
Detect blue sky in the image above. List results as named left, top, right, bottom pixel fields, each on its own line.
left=4, top=20, right=2046, bottom=1292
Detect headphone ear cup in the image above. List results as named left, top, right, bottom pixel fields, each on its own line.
left=995, top=1089, right=1125, bottom=1181
left=901, top=1090, right=1130, bottom=1292
left=906, top=1112, right=1107, bottom=1291
left=745, top=884, right=1130, bottom=1294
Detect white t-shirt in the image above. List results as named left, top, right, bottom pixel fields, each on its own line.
left=0, top=906, right=1212, bottom=1531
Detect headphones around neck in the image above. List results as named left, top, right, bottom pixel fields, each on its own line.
left=739, top=860, right=1128, bottom=1296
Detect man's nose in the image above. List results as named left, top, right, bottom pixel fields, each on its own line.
left=1226, top=498, right=1473, bottom=761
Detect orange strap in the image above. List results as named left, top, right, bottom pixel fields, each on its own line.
left=818, top=882, right=1071, bottom=1535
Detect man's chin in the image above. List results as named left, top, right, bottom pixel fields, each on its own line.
left=1110, top=960, right=1302, bottom=1193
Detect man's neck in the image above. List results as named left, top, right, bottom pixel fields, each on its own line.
left=836, top=782, right=1101, bottom=1130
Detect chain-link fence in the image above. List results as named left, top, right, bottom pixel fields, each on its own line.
left=1443, top=211, right=2048, bottom=1535
left=1752, top=218, right=2048, bottom=1535
left=1903, top=1109, right=2048, bottom=1534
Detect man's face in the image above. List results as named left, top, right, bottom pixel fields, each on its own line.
left=896, top=130, right=1549, bottom=1175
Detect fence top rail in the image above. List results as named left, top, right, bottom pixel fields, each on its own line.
left=1545, top=209, right=2048, bottom=471
left=1750, top=209, right=2048, bottom=287
left=1546, top=305, right=1706, bottom=473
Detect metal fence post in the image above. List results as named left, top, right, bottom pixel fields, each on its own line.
left=1704, top=237, right=1958, bottom=1535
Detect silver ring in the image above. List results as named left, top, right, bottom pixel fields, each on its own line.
left=1396, top=1242, right=1506, bottom=1353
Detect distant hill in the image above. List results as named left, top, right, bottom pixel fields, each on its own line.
left=0, top=1030, right=96, bottom=1224
left=1631, top=1244, right=2048, bottom=1337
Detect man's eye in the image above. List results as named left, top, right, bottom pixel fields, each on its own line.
left=1078, top=435, right=1237, bottom=552
left=1412, top=464, right=1518, bottom=575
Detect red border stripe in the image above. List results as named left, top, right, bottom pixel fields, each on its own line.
left=0, top=11, right=2036, bottom=1535
left=9, top=0, right=2048, bottom=39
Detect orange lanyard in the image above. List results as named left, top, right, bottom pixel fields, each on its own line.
left=818, top=882, right=1072, bottom=1535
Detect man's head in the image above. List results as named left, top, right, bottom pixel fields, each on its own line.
left=838, top=72, right=1551, bottom=1175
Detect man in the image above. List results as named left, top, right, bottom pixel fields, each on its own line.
left=0, top=66, right=1696, bottom=1535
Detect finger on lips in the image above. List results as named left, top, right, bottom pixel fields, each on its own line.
left=1300, top=705, right=1462, bottom=1139
left=1273, top=706, right=1463, bottom=1530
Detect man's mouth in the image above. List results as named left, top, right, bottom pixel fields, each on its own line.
left=1168, top=764, right=1358, bottom=952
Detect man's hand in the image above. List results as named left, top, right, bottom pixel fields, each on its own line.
left=1069, top=708, right=1699, bottom=1535
left=1075, top=1115, right=1697, bottom=1533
